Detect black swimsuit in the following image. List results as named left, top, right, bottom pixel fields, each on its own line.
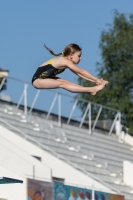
left=32, top=64, right=65, bottom=84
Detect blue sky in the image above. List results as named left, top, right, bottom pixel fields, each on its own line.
left=0, top=0, right=133, bottom=117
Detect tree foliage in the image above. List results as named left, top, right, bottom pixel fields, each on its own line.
left=76, top=11, right=133, bottom=134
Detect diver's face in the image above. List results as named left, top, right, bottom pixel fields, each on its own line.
left=71, top=51, right=82, bottom=64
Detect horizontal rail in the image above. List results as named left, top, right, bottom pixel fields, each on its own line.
left=1, top=75, right=119, bottom=112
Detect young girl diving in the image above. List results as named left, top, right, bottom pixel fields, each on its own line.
left=32, top=43, right=108, bottom=96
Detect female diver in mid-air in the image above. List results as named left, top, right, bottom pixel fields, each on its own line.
left=32, top=43, right=108, bottom=96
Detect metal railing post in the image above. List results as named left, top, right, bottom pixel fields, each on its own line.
left=88, top=102, right=91, bottom=134
left=67, top=99, right=78, bottom=125
left=92, top=106, right=102, bottom=134
left=58, top=94, right=61, bottom=127
left=33, top=165, right=35, bottom=179
left=108, top=112, right=120, bottom=136
left=46, top=93, right=58, bottom=119
left=0, top=76, right=6, bottom=91
left=29, top=90, right=40, bottom=113
left=79, top=102, right=90, bottom=128
left=17, top=90, right=24, bottom=109
left=24, top=83, right=28, bottom=115
left=118, top=112, right=121, bottom=125
left=92, top=184, right=95, bottom=200
left=17, top=83, right=28, bottom=114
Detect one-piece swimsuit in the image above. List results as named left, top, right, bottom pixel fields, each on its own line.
left=32, top=59, right=65, bottom=84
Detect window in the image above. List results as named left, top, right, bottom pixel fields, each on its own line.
left=0, top=198, right=7, bottom=200
left=32, top=155, right=41, bottom=161
left=52, top=177, right=64, bottom=184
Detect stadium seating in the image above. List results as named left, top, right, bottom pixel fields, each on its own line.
left=0, top=101, right=133, bottom=200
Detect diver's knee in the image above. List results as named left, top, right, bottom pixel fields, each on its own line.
left=59, top=80, right=68, bottom=89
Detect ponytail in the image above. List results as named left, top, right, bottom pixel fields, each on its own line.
left=44, top=44, right=63, bottom=56
left=44, top=43, right=81, bottom=57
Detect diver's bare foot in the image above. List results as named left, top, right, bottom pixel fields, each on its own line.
left=90, top=84, right=105, bottom=96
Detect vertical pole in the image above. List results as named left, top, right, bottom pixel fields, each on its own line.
left=17, top=89, right=24, bottom=109
left=118, top=112, right=121, bottom=126
left=108, top=112, right=120, bottom=136
left=24, top=83, right=28, bottom=115
left=0, top=76, right=6, bottom=91
left=29, top=90, right=40, bottom=113
left=58, top=94, right=61, bottom=127
left=17, top=83, right=28, bottom=112
left=92, top=184, right=94, bottom=200
left=46, top=93, right=58, bottom=119
left=50, top=169, right=53, bottom=181
left=67, top=99, right=78, bottom=125
left=89, top=102, right=91, bottom=134
left=92, top=106, right=102, bottom=134
left=79, top=103, right=90, bottom=128
left=33, top=165, right=35, bottom=179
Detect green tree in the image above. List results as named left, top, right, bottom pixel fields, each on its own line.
left=76, top=11, right=133, bottom=134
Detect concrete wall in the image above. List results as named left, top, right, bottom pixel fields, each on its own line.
left=0, top=125, right=52, bottom=181
left=123, top=160, right=133, bottom=187
left=0, top=165, right=26, bottom=200
left=124, top=133, right=133, bottom=147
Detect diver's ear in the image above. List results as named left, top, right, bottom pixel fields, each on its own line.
left=70, top=53, right=73, bottom=59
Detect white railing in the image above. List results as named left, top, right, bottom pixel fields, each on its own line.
left=0, top=75, right=121, bottom=135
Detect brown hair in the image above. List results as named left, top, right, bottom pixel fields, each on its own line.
left=44, top=43, right=82, bottom=57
